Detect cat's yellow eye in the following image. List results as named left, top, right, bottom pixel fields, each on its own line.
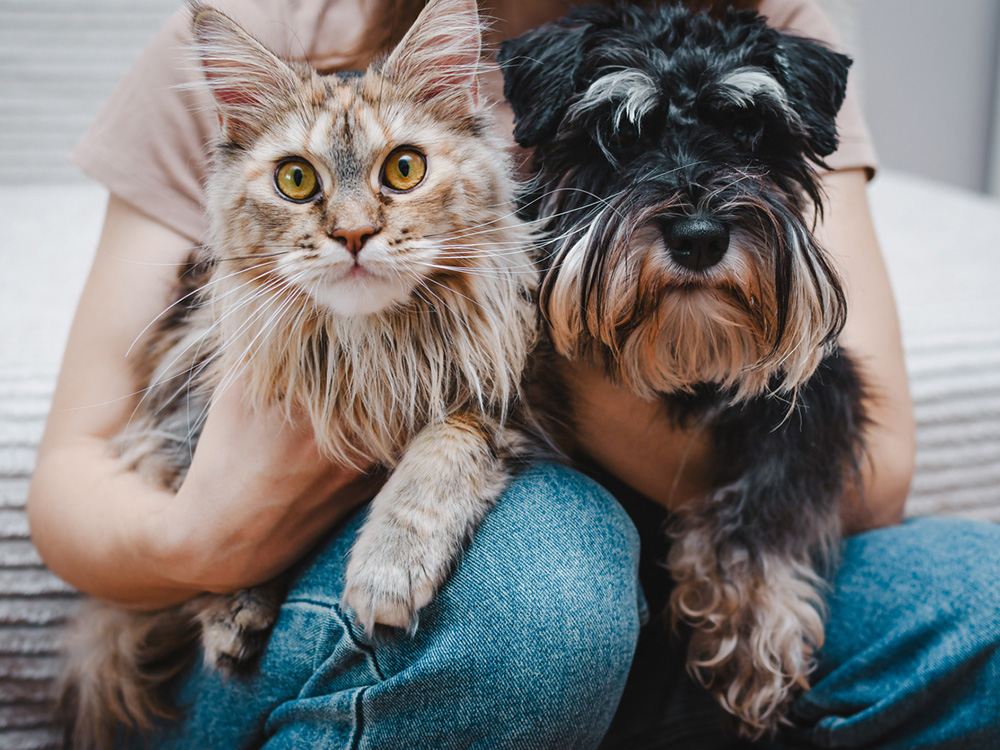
left=381, top=148, right=426, bottom=192
left=275, top=159, right=320, bottom=202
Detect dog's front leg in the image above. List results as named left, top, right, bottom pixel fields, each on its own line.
left=342, top=412, right=508, bottom=634
left=667, top=351, right=866, bottom=739
left=668, top=501, right=834, bottom=739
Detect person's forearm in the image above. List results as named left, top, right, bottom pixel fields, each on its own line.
left=817, top=169, right=916, bottom=534
left=29, top=438, right=203, bottom=609
left=30, top=428, right=378, bottom=609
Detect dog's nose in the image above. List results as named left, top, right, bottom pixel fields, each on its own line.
left=665, top=217, right=730, bottom=270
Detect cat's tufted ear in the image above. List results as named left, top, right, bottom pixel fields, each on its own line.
left=497, top=14, right=594, bottom=147
left=774, top=33, right=852, bottom=159
left=190, top=3, right=305, bottom=145
left=378, top=0, right=482, bottom=115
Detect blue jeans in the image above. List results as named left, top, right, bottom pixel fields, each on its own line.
left=134, top=463, right=642, bottom=749
left=132, top=463, right=1000, bottom=749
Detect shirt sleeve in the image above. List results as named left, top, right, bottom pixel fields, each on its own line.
left=756, top=0, right=878, bottom=178
left=70, top=0, right=365, bottom=243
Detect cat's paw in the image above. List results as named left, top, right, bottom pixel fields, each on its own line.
left=342, top=530, right=441, bottom=635
left=196, top=587, right=282, bottom=673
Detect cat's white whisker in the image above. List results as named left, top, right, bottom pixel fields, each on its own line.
left=414, top=261, right=540, bottom=278
left=125, top=258, right=281, bottom=358
left=412, top=279, right=488, bottom=345
left=212, top=276, right=309, bottom=402
left=134, top=275, right=292, bottom=431
left=143, top=273, right=290, bottom=391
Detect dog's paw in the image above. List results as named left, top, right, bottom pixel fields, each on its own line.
left=196, top=587, right=282, bottom=673
left=669, top=530, right=826, bottom=739
left=342, top=526, right=441, bottom=635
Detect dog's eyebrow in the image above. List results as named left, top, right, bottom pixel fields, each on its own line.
left=571, top=69, right=660, bottom=127
left=716, top=68, right=789, bottom=109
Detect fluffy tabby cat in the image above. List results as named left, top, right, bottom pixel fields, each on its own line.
left=58, top=0, right=537, bottom=745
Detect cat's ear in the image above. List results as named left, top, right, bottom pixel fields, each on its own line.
left=378, top=0, right=482, bottom=115
left=190, top=3, right=304, bottom=145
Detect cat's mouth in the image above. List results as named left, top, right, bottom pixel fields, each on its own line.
left=301, top=264, right=415, bottom=317
left=348, top=264, right=372, bottom=280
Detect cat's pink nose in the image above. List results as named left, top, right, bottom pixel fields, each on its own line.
left=330, top=226, right=378, bottom=257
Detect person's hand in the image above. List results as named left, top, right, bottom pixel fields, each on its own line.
left=147, top=379, right=381, bottom=595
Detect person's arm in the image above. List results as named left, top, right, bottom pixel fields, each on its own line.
left=817, top=168, right=916, bottom=533
left=28, top=195, right=375, bottom=610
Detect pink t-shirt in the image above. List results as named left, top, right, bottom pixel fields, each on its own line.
left=72, top=0, right=877, bottom=243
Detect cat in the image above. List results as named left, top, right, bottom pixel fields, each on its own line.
left=57, top=0, right=538, bottom=746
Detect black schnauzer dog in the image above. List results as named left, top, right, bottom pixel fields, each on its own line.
left=500, top=3, right=867, bottom=739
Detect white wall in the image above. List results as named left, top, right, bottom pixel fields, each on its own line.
left=856, top=0, right=1000, bottom=193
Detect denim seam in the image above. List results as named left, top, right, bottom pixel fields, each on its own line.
left=350, top=686, right=369, bottom=750
left=288, top=596, right=388, bottom=682
left=283, top=596, right=387, bottom=686
left=284, top=595, right=339, bottom=608
left=337, top=604, right=387, bottom=682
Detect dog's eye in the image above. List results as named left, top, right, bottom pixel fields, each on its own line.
left=613, top=120, right=639, bottom=143
left=603, top=119, right=641, bottom=156
left=730, top=117, right=763, bottom=151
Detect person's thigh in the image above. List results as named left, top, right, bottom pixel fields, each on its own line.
left=128, top=462, right=643, bottom=749
left=788, top=517, right=1000, bottom=749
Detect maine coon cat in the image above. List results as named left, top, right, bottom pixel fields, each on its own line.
left=58, top=0, right=537, bottom=746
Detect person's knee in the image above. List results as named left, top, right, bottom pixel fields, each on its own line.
left=463, top=464, right=642, bottom=735
left=448, top=461, right=640, bottom=653
left=376, top=463, right=642, bottom=740
left=830, top=517, right=1000, bottom=647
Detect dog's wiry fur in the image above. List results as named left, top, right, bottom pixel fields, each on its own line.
left=59, top=1, right=538, bottom=747
left=500, top=4, right=867, bottom=739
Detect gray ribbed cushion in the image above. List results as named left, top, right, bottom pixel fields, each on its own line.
left=2, top=186, right=100, bottom=748
left=869, top=174, right=1000, bottom=519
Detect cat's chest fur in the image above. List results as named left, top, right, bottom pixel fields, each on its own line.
left=204, top=272, right=534, bottom=468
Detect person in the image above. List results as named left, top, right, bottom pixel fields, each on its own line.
left=27, top=0, right=1000, bottom=747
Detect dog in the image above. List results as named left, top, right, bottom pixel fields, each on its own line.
left=499, top=4, right=867, bottom=739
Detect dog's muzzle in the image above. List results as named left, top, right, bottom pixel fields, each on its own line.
left=663, top=215, right=730, bottom=271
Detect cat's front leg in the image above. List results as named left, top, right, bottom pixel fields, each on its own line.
left=343, top=413, right=508, bottom=633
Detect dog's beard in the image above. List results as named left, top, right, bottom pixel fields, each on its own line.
left=539, top=179, right=846, bottom=402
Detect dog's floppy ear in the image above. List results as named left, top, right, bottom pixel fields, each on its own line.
left=498, top=17, right=593, bottom=147
left=775, top=34, right=852, bottom=158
